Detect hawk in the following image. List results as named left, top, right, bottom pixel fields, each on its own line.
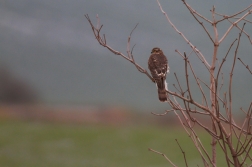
left=148, top=47, right=169, bottom=102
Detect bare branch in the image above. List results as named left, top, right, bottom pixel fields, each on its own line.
left=182, top=0, right=214, bottom=43
left=235, top=105, right=252, bottom=153
left=228, top=23, right=245, bottom=146
left=127, top=23, right=139, bottom=60
left=172, top=98, right=215, bottom=166
left=240, top=141, right=252, bottom=166
left=227, top=19, right=252, bottom=44
left=151, top=110, right=173, bottom=116
left=156, top=0, right=211, bottom=68
left=219, top=10, right=252, bottom=43
left=184, top=53, right=193, bottom=101
left=175, top=49, right=186, bottom=59
left=216, top=39, right=238, bottom=86
left=175, top=139, right=188, bottom=167
left=215, top=4, right=252, bottom=24
left=197, top=78, right=225, bottom=105
left=214, top=10, right=252, bottom=45
left=85, top=14, right=155, bottom=82
left=182, top=0, right=213, bottom=24
left=174, top=73, right=184, bottom=95
left=238, top=58, right=252, bottom=74
left=148, top=148, right=178, bottom=167
left=187, top=60, right=209, bottom=107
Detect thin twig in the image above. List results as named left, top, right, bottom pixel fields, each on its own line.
left=148, top=148, right=178, bottom=167
left=219, top=72, right=224, bottom=93
left=184, top=53, right=193, bottom=101
left=182, top=0, right=214, bottom=43
left=216, top=39, right=237, bottom=85
left=215, top=4, right=252, bottom=24
left=174, top=73, right=184, bottom=95
left=127, top=23, right=139, bottom=59
left=187, top=61, right=209, bottom=108
left=228, top=23, right=245, bottom=147
left=151, top=110, right=173, bottom=116
left=182, top=0, right=213, bottom=24
left=175, top=139, right=188, bottom=167
left=237, top=58, right=252, bottom=74
left=175, top=49, right=186, bottom=59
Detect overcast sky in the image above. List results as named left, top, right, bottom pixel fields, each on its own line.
left=0, top=0, right=251, bottom=112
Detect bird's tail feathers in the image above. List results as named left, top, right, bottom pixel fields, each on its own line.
left=158, top=88, right=167, bottom=102
left=156, top=79, right=168, bottom=102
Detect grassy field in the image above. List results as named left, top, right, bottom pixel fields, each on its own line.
left=0, top=120, right=243, bottom=167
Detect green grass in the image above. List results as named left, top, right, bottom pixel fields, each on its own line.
left=0, top=120, right=243, bottom=167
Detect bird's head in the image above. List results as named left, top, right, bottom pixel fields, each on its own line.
left=151, top=47, right=163, bottom=54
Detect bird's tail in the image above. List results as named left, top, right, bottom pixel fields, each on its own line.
left=158, top=88, right=167, bottom=102
left=157, top=79, right=167, bottom=102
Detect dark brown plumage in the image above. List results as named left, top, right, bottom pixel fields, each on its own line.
left=148, top=47, right=169, bottom=102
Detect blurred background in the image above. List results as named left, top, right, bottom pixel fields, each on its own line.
left=0, top=0, right=251, bottom=166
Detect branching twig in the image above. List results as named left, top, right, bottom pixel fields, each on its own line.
left=220, top=16, right=252, bottom=44
left=182, top=0, right=214, bottom=43
left=218, top=10, right=252, bottom=43
left=85, top=14, right=155, bottom=82
left=156, top=0, right=211, bottom=68
left=215, top=4, right=252, bottom=24
left=148, top=148, right=178, bottom=167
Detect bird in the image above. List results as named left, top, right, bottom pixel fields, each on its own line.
left=148, top=47, right=169, bottom=102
